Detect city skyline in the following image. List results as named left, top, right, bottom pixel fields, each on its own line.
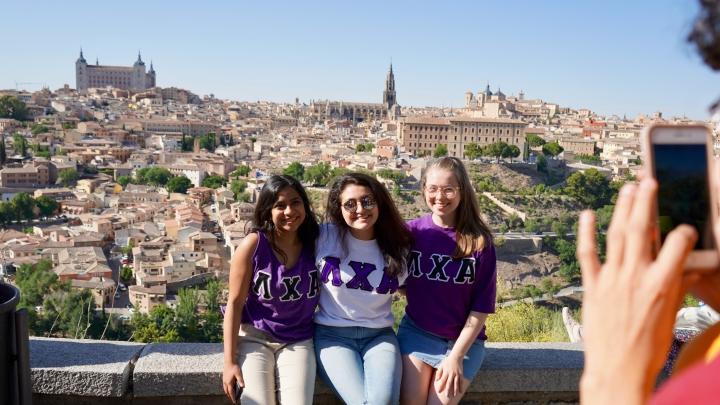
left=2, top=0, right=719, bottom=119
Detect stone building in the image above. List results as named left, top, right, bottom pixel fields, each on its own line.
left=75, top=50, right=156, bottom=92
left=398, top=116, right=527, bottom=159
left=310, top=64, right=399, bottom=123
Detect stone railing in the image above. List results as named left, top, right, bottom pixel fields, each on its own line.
left=29, top=337, right=583, bottom=404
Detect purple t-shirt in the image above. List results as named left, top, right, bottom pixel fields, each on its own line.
left=404, top=214, right=497, bottom=340
left=242, top=232, right=320, bottom=343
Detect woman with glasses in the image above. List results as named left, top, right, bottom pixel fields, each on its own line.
left=398, top=157, right=496, bottom=405
left=314, top=172, right=413, bottom=404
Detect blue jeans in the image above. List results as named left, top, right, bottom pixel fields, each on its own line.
left=314, top=324, right=401, bottom=405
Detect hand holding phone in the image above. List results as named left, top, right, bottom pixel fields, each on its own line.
left=642, top=124, right=720, bottom=270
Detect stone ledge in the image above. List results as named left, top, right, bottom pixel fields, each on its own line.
left=29, top=338, right=583, bottom=403
left=30, top=337, right=145, bottom=397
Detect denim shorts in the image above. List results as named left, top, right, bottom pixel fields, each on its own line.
left=397, top=315, right=486, bottom=381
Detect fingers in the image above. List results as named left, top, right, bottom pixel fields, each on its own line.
left=605, top=184, right=636, bottom=269
left=453, top=374, right=460, bottom=398
left=655, top=225, right=697, bottom=280
left=435, top=368, right=447, bottom=393
left=223, top=380, right=234, bottom=403
left=578, top=211, right=601, bottom=291
left=624, top=179, right=657, bottom=269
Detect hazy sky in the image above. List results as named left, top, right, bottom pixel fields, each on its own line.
left=2, top=0, right=719, bottom=119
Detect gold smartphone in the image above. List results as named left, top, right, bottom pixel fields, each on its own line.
left=642, top=124, right=719, bottom=271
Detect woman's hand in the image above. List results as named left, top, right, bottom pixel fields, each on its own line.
left=222, top=363, right=244, bottom=404
left=435, top=353, right=464, bottom=397
left=577, top=179, right=697, bottom=405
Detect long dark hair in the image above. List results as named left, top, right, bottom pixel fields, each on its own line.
left=325, top=172, right=413, bottom=277
left=421, top=157, right=493, bottom=258
left=251, top=175, right=320, bottom=263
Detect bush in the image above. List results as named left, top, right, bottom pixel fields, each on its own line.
left=486, top=303, right=568, bottom=342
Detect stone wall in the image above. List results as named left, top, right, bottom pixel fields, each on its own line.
left=28, top=337, right=583, bottom=404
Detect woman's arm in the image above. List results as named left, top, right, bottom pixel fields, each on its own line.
left=435, top=310, right=488, bottom=397
left=222, top=232, right=258, bottom=403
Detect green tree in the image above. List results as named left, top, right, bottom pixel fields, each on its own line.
left=283, top=162, right=305, bottom=180
left=376, top=169, right=406, bottom=184
left=144, top=167, right=172, bottom=186
left=136, top=167, right=172, bottom=186
left=176, top=288, right=200, bottom=341
left=131, top=305, right=181, bottom=343
left=236, top=191, right=251, bottom=202
left=464, top=143, right=483, bottom=160
left=483, top=141, right=509, bottom=162
left=506, top=145, right=521, bottom=161
left=0, top=201, right=14, bottom=225
left=433, top=144, right=448, bottom=158
left=542, top=142, right=564, bottom=158
left=304, top=162, right=331, bottom=186
left=564, top=169, right=613, bottom=209
left=199, top=133, right=216, bottom=151
left=58, top=168, right=79, bottom=187
left=355, top=142, right=374, bottom=152
left=31, top=124, right=50, bottom=135
left=0, top=133, right=6, bottom=164
left=0, top=95, right=27, bottom=120
left=15, top=259, right=58, bottom=309
left=120, top=266, right=134, bottom=283
left=166, top=175, right=193, bottom=193
left=576, top=154, right=602, bottom=166
left=536, top=154, right=548, bottom=173
left=526, top=133, right=547, bottom=147
left=117, top=175, right=132, bottom=187
left=12, top=133, right=28, bottom=156
left=35, top=195, right=58, bottom=218
left=11, top=192, right=35, bottom=221
left=200, top=279, right=223, bottom=342
left=231, top=179, right=248, bottom=200
left=230, top=165, right=251, bottom=177
left=201, top=175, right=227, bottom=189
left=524, top=218, right=541, bottom=234
left=181, top=134, right=193, bottom=152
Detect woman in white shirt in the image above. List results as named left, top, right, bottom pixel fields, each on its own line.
left=314, top=172, right=413, bottom=405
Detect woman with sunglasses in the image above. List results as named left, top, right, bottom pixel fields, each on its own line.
left=314, top=172, right=413, bottom=404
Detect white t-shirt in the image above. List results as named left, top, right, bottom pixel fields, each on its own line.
left=314, top=223, right=405, bottom=328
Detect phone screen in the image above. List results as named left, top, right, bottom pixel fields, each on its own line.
left=654, top=144, right=712, bottom=249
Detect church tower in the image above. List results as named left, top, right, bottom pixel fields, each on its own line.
left=147, top=61, right=157, bottom=88
left=383, top=63, right=396, bottom=110
left=75, top=48, right=88, bottom=92
left=132, top=51, right=147, bottom=91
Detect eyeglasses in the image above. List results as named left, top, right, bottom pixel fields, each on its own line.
left=341, top=196, right=377, bottom=212
left=424, top=185, right=460, bottom=198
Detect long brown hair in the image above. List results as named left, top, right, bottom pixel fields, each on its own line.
left=251, top=175, right=320, bottom=263
left=421, top=157, right=493, bottom=258
left=325, top=172, right=413, bottom=277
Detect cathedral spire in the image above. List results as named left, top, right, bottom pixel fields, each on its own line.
left=383, top=62, right=397, bottom=110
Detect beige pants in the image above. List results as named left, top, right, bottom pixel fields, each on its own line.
left=237, top=325, right=316, bottom=405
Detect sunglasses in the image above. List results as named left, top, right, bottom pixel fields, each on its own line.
left=341, top=196, right=377, bottom=212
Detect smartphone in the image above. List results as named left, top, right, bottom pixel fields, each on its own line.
left=234, top=381, right=243, bottom=403
left=643, top=124, right=719, bottom=271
